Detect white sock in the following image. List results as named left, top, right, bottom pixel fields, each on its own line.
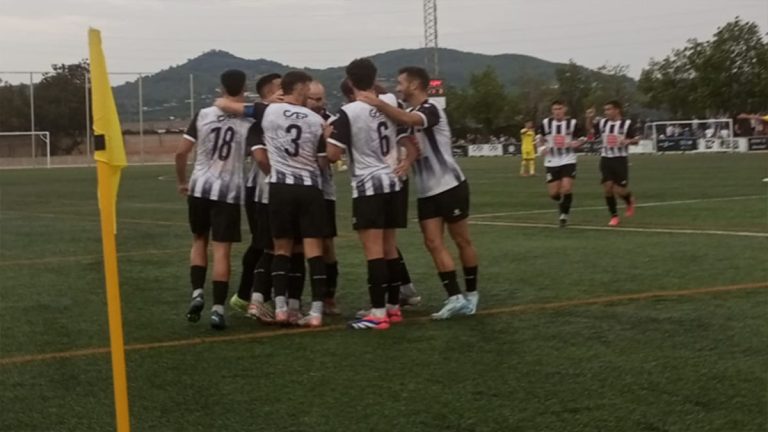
left=386, top=304, right=400, bottom=311
left=450, top=294, right=464, bottom=302
left=250, top=292, right=264, bottom=304
left=371, top=308, right=387, bottom=318
left=466, top=291, right=479, bottom=300
left=288, top=299, right=301, bottom=311
left=400, top=283, right=417, bottom=297
left=192, top=288, right=203, bottom=298
left=275, top=296, right=287, bottom=311
left=212, top=304, right=224, bottom=314
left=310, top=301, right=323, bottom=316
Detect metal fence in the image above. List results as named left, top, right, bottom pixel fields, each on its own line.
left=0, top=71, right=199, bottom=167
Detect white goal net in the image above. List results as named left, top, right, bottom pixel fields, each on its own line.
left=0, top=132, right=52, bottom=168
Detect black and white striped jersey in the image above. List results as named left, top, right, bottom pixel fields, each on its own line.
left=319, top=110, right=336, bottom=201
left=245, top=123, right=270, bottom=204
left=593, top=118, right=636, bottom=158
left=537, top=118, right=585, bottom=167
left=245, top=102, right=269, bottom=190
left=328, top=93, right=402, bottom=198
left=252, top=103, right=327, bottom=190
left=184, top=106, right=253, bottom=204
left=409, top=100, right=466, bottom=198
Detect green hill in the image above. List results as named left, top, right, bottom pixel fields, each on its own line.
left=113, top=48, right=573, bottom=122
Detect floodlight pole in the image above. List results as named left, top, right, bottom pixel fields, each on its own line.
left=423, top=0, right=439, bottom=77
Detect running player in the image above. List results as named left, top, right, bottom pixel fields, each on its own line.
left=536, top=100, right=586, bottom=228
left=250, top=71, right=329, bottom=328
left=520, top=120, right=537, bottom=176
left=175, top=69, right=253, bottom=330
left=327, top=58, right=414, bottom=330
left=357, top=66, right=479, bottom=320
left=230, top=73, right=281, bottom=315
left=588, top=100, right=638, bottom=226
left=306, top=80, right=341, bottom=315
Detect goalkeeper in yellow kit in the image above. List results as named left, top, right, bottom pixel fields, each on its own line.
left=520, top=120, right=537, bottom=176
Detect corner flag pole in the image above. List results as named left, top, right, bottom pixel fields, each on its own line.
left=89, top=28, right=131, bottom=432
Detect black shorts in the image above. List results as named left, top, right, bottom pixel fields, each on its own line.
left=545, top=164, right=577, bottom=183
left=188, top=196, right=241, bottom=243
left=268, top=183, right=327, bottom=239
left=353, top=192, right=400, bottom=230
left=254, top=202, right=274, bottom=250
left=600, top=157, right=629, bottom=186
left=394, top=179, right=409, bottom=229
left=417, top=180, right=470, bottom=223
left=324, top=199, right=337, bottom=238
left=245, top=187, right=258, bottom=243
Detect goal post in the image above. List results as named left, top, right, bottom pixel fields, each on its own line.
left=0, top=131, right=51, bottom=168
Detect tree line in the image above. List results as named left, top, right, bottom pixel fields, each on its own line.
left=0, top=18, right=765, bottom=155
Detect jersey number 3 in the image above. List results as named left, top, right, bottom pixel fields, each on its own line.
left=285, top=125, right=302, bottom=157
left=210, top=126, right=235, bottom=161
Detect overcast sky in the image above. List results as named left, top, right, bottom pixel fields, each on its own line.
left=1, top=0, right=766, bottom=83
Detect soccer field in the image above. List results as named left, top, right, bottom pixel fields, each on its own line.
left=1, top=154, right=766, bottom=431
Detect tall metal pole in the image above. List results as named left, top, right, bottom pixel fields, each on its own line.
left=423, top=0, right=439, bottom=77
left=29, top=72, right=36, bottom=164
left=138, top=74, right=144, bottom=164
left=85, top=71, right=91, bottom=161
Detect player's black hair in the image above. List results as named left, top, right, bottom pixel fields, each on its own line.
left=551, top=99, right=566, bottom=107
left=340, top=79, right=354, bottom=100
left=281, top=71, right=313, bottom=95
left=605, top=100, right=623, bottom=112
left=256, top=73, right=281, bottom=98
left=220, top=69, right=247, bottom=97
left=398, top=66, right=430, bottom=91
left=345, top=58, right=377, bottom=91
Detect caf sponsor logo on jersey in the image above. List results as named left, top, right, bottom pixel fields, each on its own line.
left=216, top=114, right=239, bottom=122
left=283, top=110, right=309, bottom=120
left=368, top=108, right=384, bottom=119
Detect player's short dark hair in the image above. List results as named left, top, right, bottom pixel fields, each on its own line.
left=220, top=69, right=246, bottom=97
left=281, top=71, right=313, bottom=95
left=398, top=66, right=430, bottom=90
left=256, top=73, right=281, bottom=98
left=551, top=99, right=565, bottom=107
left=340, top=79, right=354, bottom=99
left=345, top=58, right=377, bottom=91
left=605, top=100, right=623, bottom=111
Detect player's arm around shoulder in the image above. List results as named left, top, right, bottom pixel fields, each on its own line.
left=356, top=92, right=425, bottom=127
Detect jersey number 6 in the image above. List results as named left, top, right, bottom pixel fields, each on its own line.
left=377, top=121, right=391, bottom=156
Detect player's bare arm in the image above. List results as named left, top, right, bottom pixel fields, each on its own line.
left=174, top=137, right=195, bottom=195
left=356, top=92, right=424, bottom=127
left=394, top=136, right=419, bottom=178
left=253, top=148, right=270, bottom=175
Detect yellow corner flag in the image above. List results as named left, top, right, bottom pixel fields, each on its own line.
left=89, top=27, right=131, bottom=432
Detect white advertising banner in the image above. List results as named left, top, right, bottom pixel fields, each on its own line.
left=468, top=144, right=504, bottom=157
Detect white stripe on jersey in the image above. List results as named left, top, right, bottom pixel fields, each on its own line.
left=260, top=103, right=326, bottom=190
left=328, top=94, right=402, bottom=199
left=538, top=117, right=583, bottom=167
left=409, top=101, right=465, bottom=198
left=186, top=107, right=253, bottom=204
left=597, top=118, right=632, bottom=158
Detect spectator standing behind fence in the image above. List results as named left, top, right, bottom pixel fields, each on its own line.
left=519, top=121, right=537, bottom=176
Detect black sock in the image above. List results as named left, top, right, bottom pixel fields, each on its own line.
left=551, top=193, right=562, bottom=202
left=606, top=196, right=618, bottom=217
left=288, top=253, right=305, bottom=302
left=253, top=252, right=273, bottom=302
left=559, top=193, right=573, bottom=215
left=439, top=271, right=462, bottom=297
left=237, top=245, right=261, bottom=301
left=307, top=256, right=327, bottom=303
left=621, top=192, right=633, bottom=206
left=190, top=265, right=206, bottom=293
left=386, top=258, right=402, bottom=306
left=367, top=259, right=388, bottom=309
left=325, top=261, right=338, bottom=300
left=397, top=248, right=412, bottom=286
left=464, top=266, right=478, bottom=292
left=271, top=254, right=292, bottom=300
left=212, top=281, right=228, bottom=306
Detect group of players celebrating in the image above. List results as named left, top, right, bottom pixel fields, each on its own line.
left=175, top=59, right=478, bottom=331
left=522, top=100, right=639, bottom=228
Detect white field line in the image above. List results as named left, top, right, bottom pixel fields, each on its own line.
left=470, top=220, right=768, bottom=238
left=471, top=195, right=765, bottom=219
